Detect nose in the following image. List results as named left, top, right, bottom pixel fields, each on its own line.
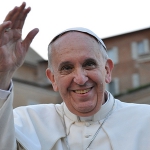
left=73, top=68, right=88, bottom=85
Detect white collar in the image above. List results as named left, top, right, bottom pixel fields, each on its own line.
left=62, top=91, right=115, bottom=135
left=63, top=91, right=115, bottom=122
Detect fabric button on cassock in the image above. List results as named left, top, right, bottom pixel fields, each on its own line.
left=85, top=122, right=91, bottom=127
left=85, top=135, right=91, bottom=138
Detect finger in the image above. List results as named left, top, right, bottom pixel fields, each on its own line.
left=4, top=2, right=25, bottom=22
left=4, top=2, right=26, bottom=29
left=13, top=7, right=31, bottom=30
left=18, top=7, right=31, bottom=29
left=3, top=7, right=18, bottom=22
left=11, top=2, right=26, bottom=29
left=22, top=28, right=39, bottom=51
left=0, top=21, right=12, bottom=39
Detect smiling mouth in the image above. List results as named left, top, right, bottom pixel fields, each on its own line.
left=73, top=87, right=92, bottom=94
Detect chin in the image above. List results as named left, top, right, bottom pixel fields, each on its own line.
left=74, top=105, right=100, bottom=117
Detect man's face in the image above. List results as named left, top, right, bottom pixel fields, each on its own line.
left=46, top=32, right=113, bottom=117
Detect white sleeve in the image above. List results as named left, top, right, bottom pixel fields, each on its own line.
left=0, top=85, right=17, bottom=150
left=0, top=81, right=13, bottom=107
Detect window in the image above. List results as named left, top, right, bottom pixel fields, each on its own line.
left=107, top=78, right=119, bottom=95
left=107, top=47, right=119, bottom=65
left=131, top=39, right=150, bottom=59
left=132, top=73, right=140, bottom=88
left=137, top=41, right=145, bottom=55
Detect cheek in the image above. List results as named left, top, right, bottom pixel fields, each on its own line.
left=89, top=69, right=105, bottom=82
left=56, top=75, right=72, bottom=93
left=90, top=71, right=106, bottom=92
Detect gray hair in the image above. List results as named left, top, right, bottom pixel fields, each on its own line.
left=47, top=27, right=109, bottom=70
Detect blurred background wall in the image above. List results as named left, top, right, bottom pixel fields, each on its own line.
left=13, top=47, right=62, bottom=108
left=104, top=27, right=150, bottom=104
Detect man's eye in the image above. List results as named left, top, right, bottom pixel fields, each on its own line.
left=84, top=61, right=96, bottom=69
left=61, top=66, right=72, bottom=70
left=60, top=65, right=73, bottom=74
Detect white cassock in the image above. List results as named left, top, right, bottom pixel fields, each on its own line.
left=0, top=90, right=150, bottom=150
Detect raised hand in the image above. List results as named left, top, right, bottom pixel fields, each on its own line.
left=0, top=2, right=39, bottom=90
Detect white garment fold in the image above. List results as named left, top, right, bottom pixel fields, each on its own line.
left=0, top=89, right=150, bottom=150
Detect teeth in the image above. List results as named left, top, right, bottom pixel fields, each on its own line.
left=74, top=88, right=91, bottom=94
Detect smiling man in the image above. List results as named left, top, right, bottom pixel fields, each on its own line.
left=0, top=2, right=150, bottom=150
left=46, top=30, right=113, bottom=117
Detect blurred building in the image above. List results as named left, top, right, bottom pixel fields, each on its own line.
left=13, top=28, right=150, bottom=108
left=13, top=47, right=62, bottom=108
left=104, top=27, right=150, bottom=104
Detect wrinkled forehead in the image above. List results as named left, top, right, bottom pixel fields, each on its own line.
left=49, top=27, right=107, bottom=50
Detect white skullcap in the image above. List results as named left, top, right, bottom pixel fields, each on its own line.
left=49, top=27, right=107, bottom=50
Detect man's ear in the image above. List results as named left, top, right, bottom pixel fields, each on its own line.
left=105, top=59, right=114, bottom=83
left=46, top=68, right=58, bottom=91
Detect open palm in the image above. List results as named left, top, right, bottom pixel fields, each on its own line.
left=0, top=2, right=39, bottom=89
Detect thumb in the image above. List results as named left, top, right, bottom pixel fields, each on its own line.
left=22, top=28, right=39, bottom=51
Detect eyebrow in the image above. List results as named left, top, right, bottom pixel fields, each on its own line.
left=83, top=58, right=96, bottom=62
